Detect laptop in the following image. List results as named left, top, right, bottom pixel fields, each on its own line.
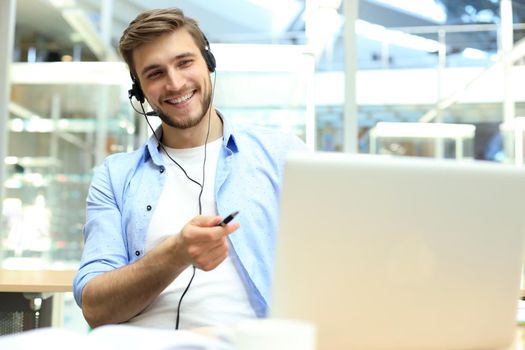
left=271, top=152, right=525, bottom=350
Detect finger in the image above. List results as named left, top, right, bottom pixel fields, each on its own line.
left=194, top=235, right=229, bottom=255
left=203, top=223, right=240, bottom=242
left=187, top=239, right=227, bottom=265
left=221, top=222, right=240, bottom=236
left=196, top=243, right=230, bottom=271
left=203, top=223, right=239, bottom=240
left=190, top=215, right=222, bottom=227
left=183, top=223, right=239, bottom=244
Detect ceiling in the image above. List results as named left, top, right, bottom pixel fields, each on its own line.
left=14, top=0, right=306, bottom=56
left=12, top=0, right=445, bottom=58
left=10, top=0, right=525, bottom=131
left=12, top=0, right=525, bottom=66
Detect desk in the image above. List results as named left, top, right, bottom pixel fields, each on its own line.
left=0, top=269, right=76, bottom=334
left=0, top=269, right=76, bottom=293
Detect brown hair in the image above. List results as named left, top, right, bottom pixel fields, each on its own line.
left=118, top=8, right=207, bottom=77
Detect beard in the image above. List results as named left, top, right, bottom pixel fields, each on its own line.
left=156, top=85, right=213, bottom=130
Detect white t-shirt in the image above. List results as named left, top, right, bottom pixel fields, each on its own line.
left=127, top=138, right=256, bottom=329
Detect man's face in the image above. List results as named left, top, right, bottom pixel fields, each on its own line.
left=132, top=28, right=212, bottom=130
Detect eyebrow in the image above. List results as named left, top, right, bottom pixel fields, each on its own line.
left=140, top=52, right=197, bottom=77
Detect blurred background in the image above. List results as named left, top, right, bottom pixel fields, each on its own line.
left=1, top=0, right=525, bottom=331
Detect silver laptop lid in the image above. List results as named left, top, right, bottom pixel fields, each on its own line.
left=271, top=153, right=525, bottom=350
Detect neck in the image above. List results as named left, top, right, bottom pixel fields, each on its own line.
left=161, top=108, right=222, bottom=149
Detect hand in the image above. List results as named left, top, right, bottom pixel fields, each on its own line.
left=175, top=215, right=240, bottom=271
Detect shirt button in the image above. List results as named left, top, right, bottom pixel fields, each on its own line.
left=146, top=205, right=152, bottom=211
left=159, top=166, right=165, bottom=173
left=135, top=250, right=140, bottom=256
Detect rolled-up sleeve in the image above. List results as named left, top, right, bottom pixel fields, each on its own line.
left=73, top=159, right=129, bottom=306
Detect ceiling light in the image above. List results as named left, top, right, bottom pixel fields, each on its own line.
left=462, top=48, right=488, bottom=60
left=370, top=122, right=476, bottom=139
left=356, top=20, right=440, bottom=53
left=9, top=119, right=24, bottom=132
left=4, top=157, right=18, bottom=165
left=48, top=0, right=76, bottom=8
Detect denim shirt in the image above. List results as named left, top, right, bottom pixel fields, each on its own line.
left=73, top=115, right=307, bottom=317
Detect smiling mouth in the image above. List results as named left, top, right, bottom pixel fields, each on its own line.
left=164, top=90, right=195, bottom=105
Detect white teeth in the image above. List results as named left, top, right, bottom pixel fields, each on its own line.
left=168, top=92, right=193, bottom=104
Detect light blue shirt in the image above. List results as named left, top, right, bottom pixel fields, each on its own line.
left=73, top=114, right=306, bottom=318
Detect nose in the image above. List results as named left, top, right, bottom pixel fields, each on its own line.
left=165, top=68, right=185, bottom=92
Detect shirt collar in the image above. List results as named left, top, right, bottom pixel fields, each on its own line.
left=144, top=126, right=165, bottom=166
left=143, top=109, right=240, bottom=164
left=217, top=109, right=239, bottom=154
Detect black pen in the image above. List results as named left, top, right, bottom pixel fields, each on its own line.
left=218, top=211, right=239, bottom=227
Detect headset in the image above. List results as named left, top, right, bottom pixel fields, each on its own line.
left=128, top=33, right=216, bottom=105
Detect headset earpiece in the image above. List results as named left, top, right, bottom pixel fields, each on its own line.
left=203, top=49, right=216, bottom=72
left=128, top=73, right=145, bottom=104
left=202, top=34, right=216, bottom=73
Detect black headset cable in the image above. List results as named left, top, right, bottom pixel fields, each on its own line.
left=136, top=71, right=217, bottom=329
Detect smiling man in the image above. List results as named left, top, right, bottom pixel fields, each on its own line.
left=73, top=8, right=306, bottom=330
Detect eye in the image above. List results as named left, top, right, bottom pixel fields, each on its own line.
left=179, top=59, right=193, bottom=68
left=146, top=70, right=162, bottom=79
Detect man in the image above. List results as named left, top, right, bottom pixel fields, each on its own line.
left=73, top=8, right=306, bottom=330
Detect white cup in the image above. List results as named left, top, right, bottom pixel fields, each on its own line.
left=229, top=318, right=316, bottom=350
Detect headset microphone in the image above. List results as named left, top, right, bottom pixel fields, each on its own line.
left=127, top=74, right=159, bottom=116
left=127, top=93, right=159, bottom=117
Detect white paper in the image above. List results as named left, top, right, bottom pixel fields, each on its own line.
left=0, top=324, right=229, bottom=350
